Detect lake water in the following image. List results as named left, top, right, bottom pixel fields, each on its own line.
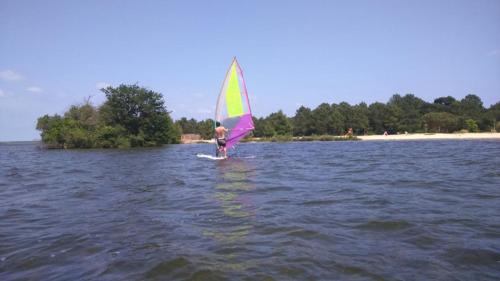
left=1, top=140, right=499, bottom=280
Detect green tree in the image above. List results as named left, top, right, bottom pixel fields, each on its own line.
left=388, top=94, right=426, bottom=132
left=422, top=112, right=459, bottom=133
left=65, top=103, right=99, bottom=130
left=252, top=117, right=265, bottom=137
left=36, top=114, right=65, bottom=148
left=328, top=103, right=346, bottom=135
left=312, top=103, right=333, bottom=135
left=252, top=116, right=275, bottom=137
left=196, top=119, right=214, bottom=139
left=36, top=115, right=97, bottom=148
left=175, top=117, right=198, bottom=134
left=140, top=112, right=178, bottom=145
left=464, top=119, right=479, bottom=132
left=459, top=94, right=484, bottom=121
left=368, top=102, right=398, bottom=134
left=261, top=120, right=276, bottom=137
left=101, top=84, right=177, bottom=145
left=351, top=102, right=370, bottom=135
left=335, top=102, right=351, bottom=134
left=37, top=84, right=179, bottom=148
left=267, top=110, right=292, bottom=135
left=483, top=102, right=500, bottom=132
left=94, top=125, right=127, bottom=148
left=433, top=96, right=460, bottom=114
left=293, top=106, right=313, bottom=136
left=252, top=116, right=278, bottom=137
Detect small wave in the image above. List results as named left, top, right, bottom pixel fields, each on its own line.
left=404, top=234, right=440, bottom=249
left=145, top=257, right=190, bottom=279
left=445, top=247, right=500, bottom=265
left=287, top=229, right=321, bottom=238
left=1, top=208, right=30, bottom=220
left=475, top=193, right=500, bottom=200
left=302, top=199, right=338, bottom=206
left=63, top=168, right=88, bottom=174
left=187, top=269, right=226, bottom=280
left=286, top=229, right=333, bottom=242
left=6, top=167, right=23, bottom=178
left=335, top=263, right=389, bottom=281
left=356, top=220, right=413, bottom=231
left=255, top=185, right=294, bottom=193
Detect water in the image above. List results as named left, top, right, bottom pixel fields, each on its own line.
left=1, top=140, right=499, bottom=280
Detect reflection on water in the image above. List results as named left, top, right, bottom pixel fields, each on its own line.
left=215, top=159, right=255, bottom=216
left=203, top=159, right=256, bottom=271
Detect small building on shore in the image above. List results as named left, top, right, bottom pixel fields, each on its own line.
left=181, top=134, right=202, bottom=144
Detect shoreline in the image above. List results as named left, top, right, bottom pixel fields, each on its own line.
left=182, top=132, right=500, bottom=144
left=3, top=133, right=498, bottom=146
left=357, top=132, right=500, bottom=141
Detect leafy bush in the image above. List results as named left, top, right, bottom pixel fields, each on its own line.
left=423, top=112, right=459, bottom=133
left=36, top=84, right=179, bottom=148
left=464, top=119, right=479, bottom=132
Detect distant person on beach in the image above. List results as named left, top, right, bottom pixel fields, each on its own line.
left=345, top=128, right=353, bottom=137
left=383, top=131, right=388, bottom=136
left=215, top=121, right=228, bottom=158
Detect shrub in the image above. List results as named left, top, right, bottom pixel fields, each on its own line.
left=36, top=84, right=179, bottom=148
left=464, top=119, right=479, bottom=132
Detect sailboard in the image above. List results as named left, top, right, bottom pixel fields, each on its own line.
left=214, top=58, right=254, bottom=155
left=196, top=153, right=226, bottom=160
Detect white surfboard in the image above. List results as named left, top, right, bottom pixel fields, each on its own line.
left=196, top=153, right=226, bottom=160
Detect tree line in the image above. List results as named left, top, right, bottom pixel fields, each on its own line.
left=177, top=94, right=499, bottom=138
left=37, top=87, right=499, bottom=149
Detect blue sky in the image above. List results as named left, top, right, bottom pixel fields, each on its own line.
left=1, top=0, right=499, bottom=141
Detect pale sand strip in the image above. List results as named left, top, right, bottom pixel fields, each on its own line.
left=357, top=133, right=500, bottom=141
left=181, top=133, right=500, bottom=143
left=182, top=139, right=215, bottom=144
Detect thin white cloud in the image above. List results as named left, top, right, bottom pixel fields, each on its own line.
left=96, top=82, right=111, bottom=89
left=27, top=86, right=43, bottom=93
left=488, top=49, right=500, bottom=56
left=0, top=89, right=13, bottom=98
left=0, top=70, right=23, bottom=81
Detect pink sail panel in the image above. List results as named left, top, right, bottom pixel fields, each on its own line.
left=226, top=113, right=253, bottom=149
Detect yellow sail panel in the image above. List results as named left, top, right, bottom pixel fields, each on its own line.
left=226, top=63, right=244, bottom=117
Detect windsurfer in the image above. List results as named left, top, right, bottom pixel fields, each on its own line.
left=215, top=121, right=228, bottom=158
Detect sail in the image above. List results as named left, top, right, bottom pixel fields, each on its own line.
left=215, top=58, right=254, bottom=150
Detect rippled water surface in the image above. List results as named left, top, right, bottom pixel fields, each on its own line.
left=1, top=140, right=500, bottom=280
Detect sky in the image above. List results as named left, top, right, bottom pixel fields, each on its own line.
left=1, top=0, right=499, bottom=141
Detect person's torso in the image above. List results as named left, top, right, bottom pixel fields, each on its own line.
left=215, top=127, right=225, bottom=138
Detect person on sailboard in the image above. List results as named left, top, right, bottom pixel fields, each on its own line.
left=215, top=121, right=228, bottom=158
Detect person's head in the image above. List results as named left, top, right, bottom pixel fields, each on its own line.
left=216, top=121, right=221, bottom=127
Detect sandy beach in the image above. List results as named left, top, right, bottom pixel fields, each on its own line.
left=357, top=132, right=500, bottom=141
left=181, top=133, right=500, bottom=144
